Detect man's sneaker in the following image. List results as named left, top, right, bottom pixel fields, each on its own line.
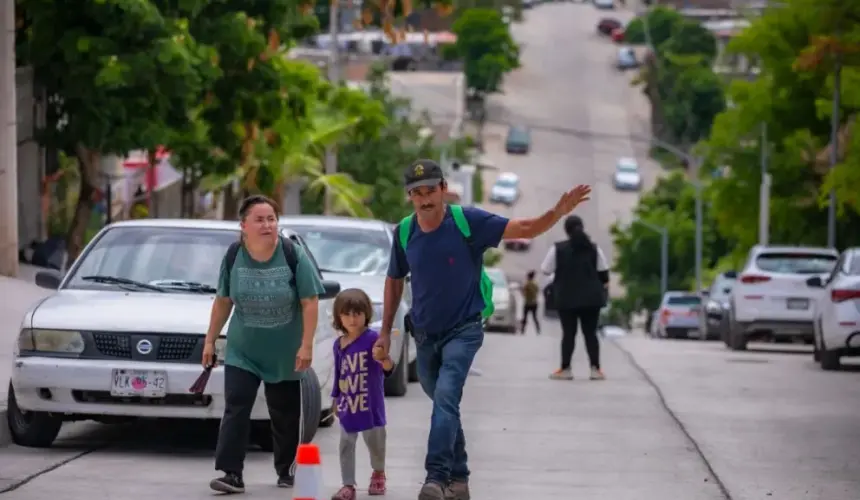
left=210, top=472, right=245, bottom=494
left=549, top=368, right=573, bottom=380
left=418, top=481, right=448, bottom=500
left=332, top=485, right=357, bottom=500
left=446, top=479, right=470, bottom=500
left=590, top=368, right=605, bottom=380
left=368, top=471, right=387, bottom=495
left=277, top=474, right=294, bottom=488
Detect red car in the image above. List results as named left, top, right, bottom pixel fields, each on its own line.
left=611, top=28, right=625, bottom=43
left=504, top=238, right=531, bottom=251
left=597, top=18, right=622, bottom=36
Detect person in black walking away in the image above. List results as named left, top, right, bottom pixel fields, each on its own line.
left=520, top=270, right=541, bottom=335
left=541, top=215, right=609, bottom=381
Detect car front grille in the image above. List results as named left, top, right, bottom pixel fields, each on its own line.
left=93, top=333, right=133, bottom=359
left=157, top=335, right=199, bottom=361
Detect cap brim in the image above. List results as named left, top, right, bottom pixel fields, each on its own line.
left=405, top=178, right=443, bottom=191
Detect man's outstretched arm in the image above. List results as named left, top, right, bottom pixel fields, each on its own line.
left=503, top=184, right=591, bottom=239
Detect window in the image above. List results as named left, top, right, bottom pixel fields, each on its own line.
left=667, top=295, right=701, bottom=306
left=755, top=252, right=837, bottom=274
left=65, top=226, right=237, bottom=291
left=495, top=178, right=517, bottom=188
left=288, top=225, right=390, bottom=275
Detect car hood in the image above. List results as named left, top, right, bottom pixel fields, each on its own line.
left=30, top=290, right=217, bottom=334
left=320, top=271, right=385, bottom=302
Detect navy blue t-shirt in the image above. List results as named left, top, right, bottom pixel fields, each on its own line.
left=388, top=206, right=509, bottom=334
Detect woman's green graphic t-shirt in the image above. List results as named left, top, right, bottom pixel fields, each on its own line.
left=217, top=242, right=324, bottom=382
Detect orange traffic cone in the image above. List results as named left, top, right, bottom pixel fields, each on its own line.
left=293, top=443, right=324, bottom=500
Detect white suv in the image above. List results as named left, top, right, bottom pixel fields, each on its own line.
left=806, top=247, right=860, bottom=370
left=726, top=245, right=838, bottom=351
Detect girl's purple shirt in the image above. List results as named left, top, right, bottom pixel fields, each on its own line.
left=331, top=328, right=394, bottom=433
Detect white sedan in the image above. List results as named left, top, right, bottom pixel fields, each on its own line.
left=613, top=157, right=641, bottom=191
left=807, top=247, right=860, bottom=370
left=7, top=219, right=341, bottom=448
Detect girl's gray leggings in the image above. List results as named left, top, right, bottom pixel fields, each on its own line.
left=339, top=426, right=387, bottom=485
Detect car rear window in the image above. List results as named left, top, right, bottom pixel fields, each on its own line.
left=755, top=252, right=837, bottom=274
left=667, top=296, right=700, bottom=306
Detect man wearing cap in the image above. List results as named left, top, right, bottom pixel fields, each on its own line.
left=376, top=159, right=591, bottom=500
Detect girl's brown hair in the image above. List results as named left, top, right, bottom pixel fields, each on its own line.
left=332, top=288, right=374, bottom=333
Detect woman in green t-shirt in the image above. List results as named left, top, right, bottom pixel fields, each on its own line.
left=203, top=195, right=325, bottom=494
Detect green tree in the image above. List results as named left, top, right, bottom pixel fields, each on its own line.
left=18, top=0, right=220, bottom=262
left=448, top=8, right=520, bottom=95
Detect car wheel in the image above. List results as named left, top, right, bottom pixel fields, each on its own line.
left=727, top=307, right=748, bottom=351
left=820, top=348, right=841, bottom=371
left=6, top=382, right=63, bottom=448
left=252, top=368, right=323, bottom=450
left=384, top=336, right=409, bottom=397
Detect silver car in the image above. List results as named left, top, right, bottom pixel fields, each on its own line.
left=613, top=157, right=642, bottom=191
left=280, top=216, right=418, bottom=396
left=655, top=291, right=702, bottom=339
left=485, top=268, right=518, bottom=333
left=8, top=220, right=340, bottom=449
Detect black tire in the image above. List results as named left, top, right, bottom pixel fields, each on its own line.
left=6, top=383, right=62, bottom=448
left=820, top=349, right=841, bottom=371
left=384, top=337, right=409, bottom=397
left=727, top=306, right=748, bottom=351
left=250, top=368, right=323, bottom=451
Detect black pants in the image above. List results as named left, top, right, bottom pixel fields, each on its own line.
left=215, top=365, right=302, bottom=478
left=521, top=304, right=540, bottom=333
left=558, top=307, right=601, bottom=370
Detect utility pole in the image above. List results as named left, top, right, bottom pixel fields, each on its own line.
left=635, top=220, right=668, bottom=298
left=827, top=51, right=840, bottom=249
left=758, top=122, right=770, bottom=245
left=691, top=156, right=707, bottom=340
left=0, top=0, right=18, bottom=278
left=323, top=0, right=341, bottom=215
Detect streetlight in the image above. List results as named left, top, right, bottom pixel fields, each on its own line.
left=633, top=219, right=669, bottom=299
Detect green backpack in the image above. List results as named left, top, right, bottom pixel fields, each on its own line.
left=398, top=205, right=495, bottom=320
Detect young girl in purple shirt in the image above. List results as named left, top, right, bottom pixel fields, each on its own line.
left=330, top=288, right=395, bottom=500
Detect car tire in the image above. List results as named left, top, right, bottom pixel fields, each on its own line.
left=251, top=368, right=323, bottom=451
left=384, top=337, right=409, bottom=397
left=727, top=308, right=748, bottom=351
left=6, top=382, right=63, bottom=448
left=820, top=349, right=841, bottom=371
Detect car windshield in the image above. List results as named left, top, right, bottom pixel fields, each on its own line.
left=65, top=226, right=236, bottom=292
left=617, top=162, right=637, bottom=173
left=495, top=178, right=517, bottom=188
left=287, top=224, right=390, bottom=275
left=755, top=252, right=837, bottom=274
left=485, top=268, right=507, bottom=287
left=667, top=295, right=700, bottom=306
left=508, top=128, right=528, bottom=141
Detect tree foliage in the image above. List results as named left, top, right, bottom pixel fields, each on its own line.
left=447, top=8, right=520, bottom=94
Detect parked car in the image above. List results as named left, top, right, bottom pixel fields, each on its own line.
left=611, top=28, right=625, bottom=43
left=806, top=247, right=860, bottom=370
left=485, top=267, right=518, bottom=333
left=279, top=215, right=418, bottom=393
left=726, top=245, right=838, bottom=351
left=489, top=172, right=521, bottom=206
left=617, top=46, right=639, bottom=70
left=7, top=220, right=342, bottom=449
left=597, top=18, right=622, bottom=36
left=703, top=271, right=737, bottom=343
left=504, top=238, right=532, bottom=252
left=613, top=157, right=642, bottom=191
left=594, top=0, right=614, bottom=9
left=505, top=125, right=531, bottom=154
left=655, top=292, right=702, bottom=339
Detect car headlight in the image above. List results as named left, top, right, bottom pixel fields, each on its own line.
left=214, top=337, right=228, bottom=364
left=18, top=329, right=85, bottom=354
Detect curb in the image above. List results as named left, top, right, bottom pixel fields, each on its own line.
left=0, top=408, right=9, bottom=447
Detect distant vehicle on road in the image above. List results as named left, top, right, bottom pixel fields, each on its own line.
left=611, top=28, right=625, bottom=43
left=7, top=220, right=342, bottom=449
left=597, top=18, right=622, bottom=36
left=504, top=237, right=532, bottom=252
left=703, top=271, right=737, bottom=342
left=489, top=172, right=520, bottom=206
left=485, top=267, right=518, bottom=333
left=616, top=46, right=639, bottom=70
left=805, top=247, right=860, bottom=370
left=280, top=215, right=418, bottom=393
left=613, top=157, right=642, bottom=191
left=505, top=125, right=531, bottom=154
left=655, top=292, right=702, bottom=339
left=593, top=0, right=615, bottom=9
left=726, top=245, right=838, bottom=351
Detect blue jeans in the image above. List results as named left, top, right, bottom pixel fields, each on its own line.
left=414, top=319, right=484, bottom=485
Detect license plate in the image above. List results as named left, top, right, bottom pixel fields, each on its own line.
left=111, top=369, right=167, bottom=397
left=787, top=298, right=809, bottom=310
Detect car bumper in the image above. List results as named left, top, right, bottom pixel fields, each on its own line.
left=487, top=307, right=516, bottom=329
left=737, top=320, right=814, bottom=336
left=11, top=357, right=275, bottom=420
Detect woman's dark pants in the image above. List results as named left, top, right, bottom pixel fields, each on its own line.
left=558, top=307, right=602, bottom=370
left=214, top=365, right=302, bottom=478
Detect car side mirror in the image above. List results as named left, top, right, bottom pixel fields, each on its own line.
left=35, top=270, right=61, bottom=290
left=806, top=276, right=823, bottom=288
left=320, top=280, right=341, bottom=299
left=723, top=287, right=731, bottom=295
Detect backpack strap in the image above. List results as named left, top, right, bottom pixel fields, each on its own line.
left=223, top=237, right=298, bottom=293
left=398, top=214, right=414, bottom=249
left=449, top=204, right=473, bottom=242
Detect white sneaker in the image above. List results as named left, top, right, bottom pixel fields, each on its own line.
left=590, top=368, right=605, bottom=380
left=549, top=368, right=573, bottom=380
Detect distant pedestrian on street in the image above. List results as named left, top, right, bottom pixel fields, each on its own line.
left=376, top=159, right=591, bottom=500
left=203, top=195, right=325, bottom=494
left=329, top=288, right=395, bottom=500
left=520, top=270, right=541, bottom=335
left=542, top=215, right=609, bottom=381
